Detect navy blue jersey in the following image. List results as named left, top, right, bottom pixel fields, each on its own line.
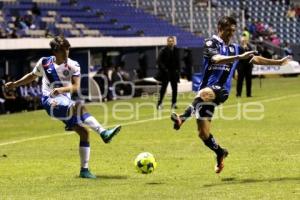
left=199, top=35, right=239, bottom=92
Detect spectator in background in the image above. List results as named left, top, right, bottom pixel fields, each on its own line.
left=3, top=77, right=17, bottom=113
left=283, top=42, right=294, bottom=57
left=94, top=66, right=116, bottom=101
left=69, top=0, right=78, bottom=6
left=17, top=84, right=33, bottom=111
left=236, top=36, right=254, bottom=98
left=112, top=65, right=131, bottom=97
left=9, top=28, right=19, bottom=38
left=255, top=20, right=265, bottom=34
left=137, top=50, right=148, bottom=79
left=93, top=67, right=108, bottom=101
left=31, top=3, right=41, bottom=16
left=45, top=28, right=53, bottom=38
left=14, top=16, right=28, bottom=31
left=270, top=33, right=281, bottom=46
left=247, top=19, right=257, bottom=39
left=0, top=28, right=7, bottom=38
left=258, top=45, right=273, bottom=59
left=0, top=79, right=6, bottom=114
left=296, top=7, right=300, bottom=19
left=24, top=14, right=36, bottom=29
left=242, top=27, right=250, bottom=41
left=286, top=6, right=296, bottom=18
left=156, top=36, right=180, bottom=110
left=28, top=81, right=42, bottom=110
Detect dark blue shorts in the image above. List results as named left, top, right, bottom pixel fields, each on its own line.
left=195, top=85, right=229, bottom=119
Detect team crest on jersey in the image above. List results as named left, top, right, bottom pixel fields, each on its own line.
left=229, top=46, right=235, bottom=53
left=63, top=70, right=70, bottom=77
left=206, top=40, right=213, bottom=46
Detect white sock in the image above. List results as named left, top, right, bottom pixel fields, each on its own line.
left=82, top=115, right=106, bottom=134
left=79, top=143, right=90, bottom=169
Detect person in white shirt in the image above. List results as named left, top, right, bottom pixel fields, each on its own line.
left=5, top=36, right=121, bottom=179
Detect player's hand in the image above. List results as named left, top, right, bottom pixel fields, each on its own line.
left=280, top=56, right=292, bottom=65
left=238, top=51, right=256, bottom=60
left=4, top=82, right=16, bottom=90
left=50, top=88, right=63, bottom=97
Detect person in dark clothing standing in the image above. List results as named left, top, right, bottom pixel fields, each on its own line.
left=137, top=49, right=148, bottom=79
left=236, top=36, right=253, bottom=97
left=156, top=36, right=180, bottom=109
left=182, top=48, right=193, bottom=81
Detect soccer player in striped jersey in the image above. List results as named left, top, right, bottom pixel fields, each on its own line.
left=5, top=36, right=121, bottom=179
left=171, top=16, right=290, bottom=174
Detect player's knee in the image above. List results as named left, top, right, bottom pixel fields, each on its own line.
left=199, top=88, right=215, bottom=102
left=72, top=102, right=86, bottom=114
left=75, top=125, right=89, bottom=141
left=197, top=127, right=209, bottom=140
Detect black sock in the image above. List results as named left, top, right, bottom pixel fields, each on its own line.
left=81, top=167, right=88, bottom=172
left=203, top=134, right=223, bottom=155
left=181, top=97, right=203, bottom=120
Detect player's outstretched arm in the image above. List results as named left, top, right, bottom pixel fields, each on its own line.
left=50, top=76, right=80, bottom=96
left=212, top=51, right=255, bottom=64
left=5, top=72, right=37, bottom=90
left=250, top=56, right=291, bottom=65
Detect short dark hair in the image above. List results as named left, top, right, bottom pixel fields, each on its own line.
left=217, top=16, right=237, bottom=31
left=167, top=36, right=175, bottom=41
left=49, top=35, right=70, bottom=51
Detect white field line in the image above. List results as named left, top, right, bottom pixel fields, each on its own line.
left=0, top=133, right=68, bottom=146
left=0, top=93, right=299, bottom=147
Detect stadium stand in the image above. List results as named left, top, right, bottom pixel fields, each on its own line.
left=133, top=0, right=300, bottom=45
left=0, top=0, right=204, bottom=47
left=1, top=0, right=298, bottom=45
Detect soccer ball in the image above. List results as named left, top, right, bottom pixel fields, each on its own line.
left=134, top=152, right=157, bottom=174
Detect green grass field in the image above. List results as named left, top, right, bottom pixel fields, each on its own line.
left=0, top=77, right=299, bottom=200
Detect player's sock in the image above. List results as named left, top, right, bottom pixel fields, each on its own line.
left=202, top=134, right=224, bottom=155
left=79, top=141, right=90, bottom=169
left=181, top=97, right=203, bottom=120
left=81, top=113, right=106, bottom=134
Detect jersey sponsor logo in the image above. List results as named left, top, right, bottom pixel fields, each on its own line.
left=208, top=64, right=231, bottom=71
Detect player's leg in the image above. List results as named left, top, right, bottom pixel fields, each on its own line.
left=197, top=117, right=228, bottom=174
left=236, top=66, right=245, bottom=97
left=74, top=102, right=121, bottom=143
left=73, top=125, right=96, bottom=179
left=170, top=76, right=178, bottom=109
left=157, top=79, right=168, bottom=109
left=245, top=66, right=252, bottom=97
left=171, top=87, right=215, bottom=130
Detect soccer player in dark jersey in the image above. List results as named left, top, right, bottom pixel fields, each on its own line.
left=171, top=16, right=290, bottom=173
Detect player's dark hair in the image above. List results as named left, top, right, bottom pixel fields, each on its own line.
left=217, top=16, right=237, bottom=31
left=167, top=36, right=175, bottom=41
left=49, top=35, right=70, bottom=52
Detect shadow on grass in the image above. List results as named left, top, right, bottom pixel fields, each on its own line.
left=146, top=182, right=165, bottom=185
left=76, top=175, right=128, bottom=180
left=96, top=175, right=128, bottom=180
left=203, top=177, right=300, bottom=187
